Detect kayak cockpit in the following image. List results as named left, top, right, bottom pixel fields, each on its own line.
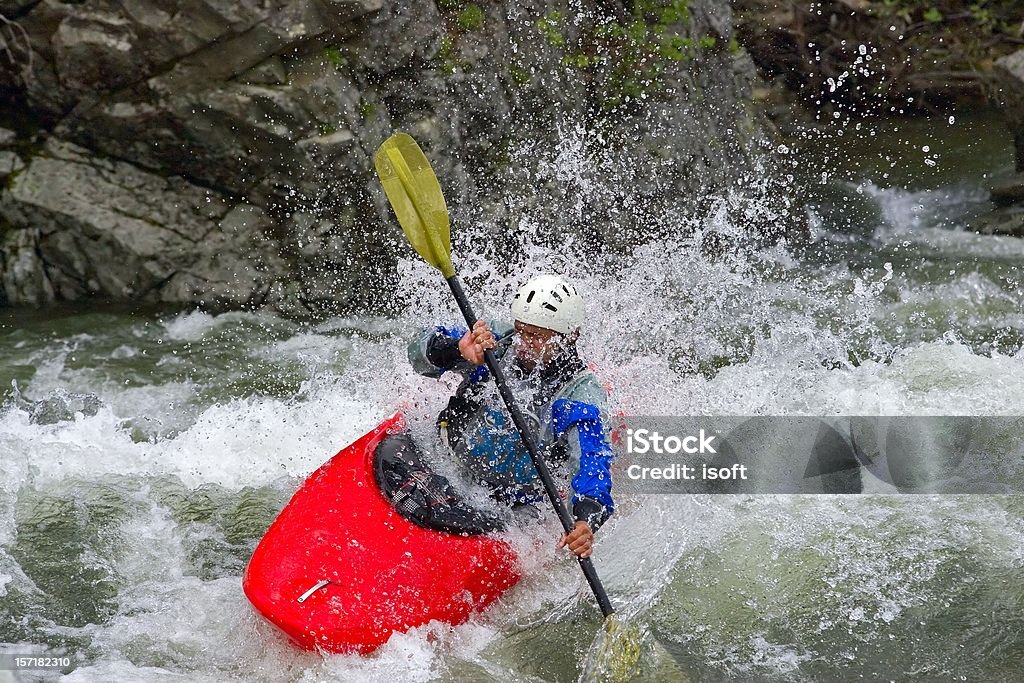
left=374, top=432, right=506, bottom=535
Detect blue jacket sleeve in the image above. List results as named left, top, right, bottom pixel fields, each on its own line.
left=407, top=325, right=469, bottom=378
left=551, top=398, right=615, bottom=532
left=407, top=321, right=515, bottom=379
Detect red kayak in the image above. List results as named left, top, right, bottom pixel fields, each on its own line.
left=243, top=412, right=522, bottom=653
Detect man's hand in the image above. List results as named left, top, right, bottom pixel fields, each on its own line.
left=557, top=521, right=594, bottom=558
left=459, top=320, right=496, bottom=365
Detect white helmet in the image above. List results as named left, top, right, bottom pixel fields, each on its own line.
left=510, top=274, right=584, bottom=334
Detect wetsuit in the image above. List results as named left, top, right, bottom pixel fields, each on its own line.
left=408, top=322, right=615, bottom=531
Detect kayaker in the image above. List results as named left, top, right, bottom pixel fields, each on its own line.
left=408, top=274, right=615, bottom=559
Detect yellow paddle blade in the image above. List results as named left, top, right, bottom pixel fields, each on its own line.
left=582, top=615, right=646, bottom=683
left=373, top=132, right=454, bottom=278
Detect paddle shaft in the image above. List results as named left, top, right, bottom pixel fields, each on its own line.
left=445, top=276, right=615, bottom=618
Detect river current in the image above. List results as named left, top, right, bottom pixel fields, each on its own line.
left=1, top=114, right=1022, bottom=681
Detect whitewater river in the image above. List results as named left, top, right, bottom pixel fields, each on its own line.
left=1, top=113, right=1022, bottom=681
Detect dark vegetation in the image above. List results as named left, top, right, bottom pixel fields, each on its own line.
left=734, top=0, right=1024, bottom=114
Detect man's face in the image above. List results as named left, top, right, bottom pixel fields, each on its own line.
left=513, top=321, right=569, bottom=370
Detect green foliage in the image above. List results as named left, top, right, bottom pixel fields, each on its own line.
left=509, top=64, right=531, bottom=85
left=562, top=53, right=599, bottom=68
left=735, top=0, right=1024, bottom=109
left=633, top=0, right=690, bottom=25
left=869, top=0, right=1024, bottom=80
left=659, top=34, right=694, bottom=61
left=435, top=14, right=470, bottom=75
left=536, top=11, right=565, bottom=47
left=577, top=0, right=710, bottom=114
left=875, top=0, right=914, bottom=23
left=970, top=3, right=997, bottom=31
left=323, top=47, right=345, bottom=69
left=358, top=98, right=377, bottom=120
left=457, top=3, right=484, bottom=31
left=438, top=34, right=455, bottom=59
left=870, top=0, right=1022, bottom=37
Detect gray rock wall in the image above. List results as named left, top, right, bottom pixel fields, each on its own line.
left=0, top=0, right=788, bottom=315
left=995, top=49, right=1024, bottom=174
left=976, top=49, right=1024, bottom=238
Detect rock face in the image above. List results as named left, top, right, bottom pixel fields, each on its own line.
left=11, top=380, right=103, bottom=425
left=0, top=0, right=790, bottom=315
left=991, top=174, right=1024, bottom=208
left=995, top=49, right=1024, bottom=174
left=1, top=138, right=286, bottom=306
left=976, top=49, right=1024, bottom=238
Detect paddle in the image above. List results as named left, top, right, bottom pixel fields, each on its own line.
left=374, top=131, right=616, bottom=614
left=373, top=132, right=651, bottom=680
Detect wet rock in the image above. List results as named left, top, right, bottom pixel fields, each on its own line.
left=0, top=128, right=16, bottom=147
left=995, top=49, right=1024, bottom=173
left=11, top=381, right=104, bottom=425
left=990, top=173, right=1024, bottom=208
left=316, top=0, right=385, bottom=28
left=0, top=0, right=38, bottom=15
left=0, top=151, right=24, bottom=178
left=29, top=392, right=104, bottom=425
left=0, top=139, right=283, bottom=308
left=0, top=0, right=794, bottom=315
left=52, top=13, right=148, bottom=93
left=0, top=227, right=54, bottom=305
left=238, top=57, right=289, bottom=86
left=973, top=205, right=1024, bottom=238
left=980, top=57, right=1024, bottom=238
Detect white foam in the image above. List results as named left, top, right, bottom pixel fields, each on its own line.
left=160, top=310, right=218, bottom=342
left=860, top=180, right=989, bottom=234
left=0, top=388, right=388, bottom=491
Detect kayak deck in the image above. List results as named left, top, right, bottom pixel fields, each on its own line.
left=243, top=412, right=522, bottom=653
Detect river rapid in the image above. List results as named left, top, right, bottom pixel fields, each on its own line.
left=1, top=113, right=1022, bottom=681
